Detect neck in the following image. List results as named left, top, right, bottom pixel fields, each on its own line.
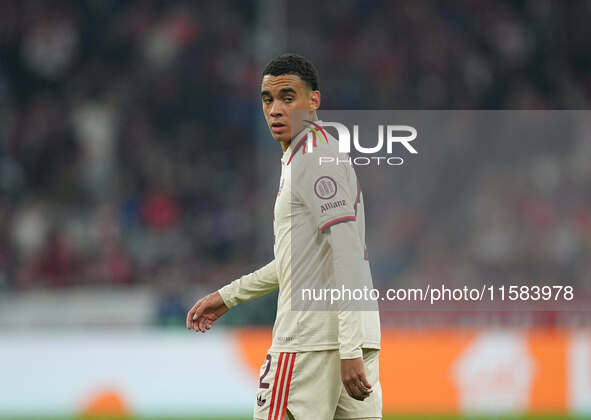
left=280, top=139, right=291, bottom=153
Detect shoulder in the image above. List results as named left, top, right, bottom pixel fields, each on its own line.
left=287, top=128, right=343, bottom=170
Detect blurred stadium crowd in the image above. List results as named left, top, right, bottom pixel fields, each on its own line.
left=0, top=1, right=590, bottom=323
left=366, top=114, right=591, bottom=300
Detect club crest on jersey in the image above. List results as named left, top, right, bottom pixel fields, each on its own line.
left=277, top=178, right=285, bottom=197
left=314, top=176, right=337, bottom=199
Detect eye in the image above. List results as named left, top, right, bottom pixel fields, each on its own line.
left=284, top=96, right=293, bottom=103
left=263, top=97, right=272, bottom=104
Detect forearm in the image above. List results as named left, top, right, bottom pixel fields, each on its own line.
left=327, top=222, right=365, bottom=359
left=218, top=259, right=279, bottom=309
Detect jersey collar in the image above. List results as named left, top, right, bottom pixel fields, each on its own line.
left=280, top=126, right=309, bottom=165
left=281, top=121, right=326, bottom=165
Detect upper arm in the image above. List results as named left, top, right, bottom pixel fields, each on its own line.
left=293, top=154, right=357, bottom=232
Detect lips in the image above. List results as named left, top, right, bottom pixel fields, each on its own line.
left=271, top=122, right=286, bottom=133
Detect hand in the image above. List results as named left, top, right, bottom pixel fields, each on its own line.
left=341, top=357, right=372, bottom=401
left=186, top=291, right=229, bottom=333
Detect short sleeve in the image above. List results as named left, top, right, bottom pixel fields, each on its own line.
left=293, top=154, right=357, bottom=231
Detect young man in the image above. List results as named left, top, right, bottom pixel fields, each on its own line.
left=186, top=54, right=381, bottom=420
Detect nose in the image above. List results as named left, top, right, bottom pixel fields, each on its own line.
left=270, top=101, right=283, bottom=118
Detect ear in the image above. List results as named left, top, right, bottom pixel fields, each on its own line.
left=309, top=90, right=321, bottom=111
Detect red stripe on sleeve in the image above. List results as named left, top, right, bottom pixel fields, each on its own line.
left=319, top=215, right=356, bottom=232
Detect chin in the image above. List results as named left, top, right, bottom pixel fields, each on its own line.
left=270, top=132, right=289, bottom=143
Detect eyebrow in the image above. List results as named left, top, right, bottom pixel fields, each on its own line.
left=261, top=88, right=297, bottom=97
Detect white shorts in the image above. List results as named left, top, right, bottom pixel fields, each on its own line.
left=253, top=348, right=382, bottom=420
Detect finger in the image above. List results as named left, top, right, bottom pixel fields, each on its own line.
left=191, top=313, right=205, bottom=332
left=346, top=382, right=365, bottom=401
left=202, top=319, right=210, bottom=332
left=344, top=383, right=357, bottom=400
left=353, top=384, right=369, bottom=400
left=359, top=372, right=372, bottom=390
left=191, top=319, right=200, bottom=332
left=357, top=383, right=372, bottom=395
left=198, top=316, right=208, bottom=333
left=352, top=380, right=371, bottom=399
left=194, top=297, right=211, bottom=321
left=195, top=317, right=203, bottom=332
left=351, top=390, right=365, bottom=401
left=186, top=305, right=196, bottom=329
left=186, top=299, right=202, bottom=328
left=201, top=315, right=215, bottom=331
left=192, top=299, right=205, bottom=320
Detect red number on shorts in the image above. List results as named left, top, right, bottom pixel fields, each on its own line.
left=259, top=354, right=271, bottom=389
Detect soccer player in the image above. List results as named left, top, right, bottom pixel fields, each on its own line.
left=186, top=53, right=381, bottom=420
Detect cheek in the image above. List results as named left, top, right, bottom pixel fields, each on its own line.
left=294, top=99, right=310, bottom=110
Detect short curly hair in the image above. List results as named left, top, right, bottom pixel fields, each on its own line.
left=262, top=53, right=319, bottom=91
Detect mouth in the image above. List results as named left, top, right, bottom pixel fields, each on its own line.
left=271, top=122, right=287, bottom=133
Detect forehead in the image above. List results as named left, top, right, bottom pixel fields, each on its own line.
left=261, top=74, right=307, bottom=93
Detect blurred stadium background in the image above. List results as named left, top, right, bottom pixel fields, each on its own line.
left=1, top=0, right=591, bottom=419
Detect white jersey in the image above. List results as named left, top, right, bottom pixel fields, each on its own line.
left=220, top=125, right=381, bottom=354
